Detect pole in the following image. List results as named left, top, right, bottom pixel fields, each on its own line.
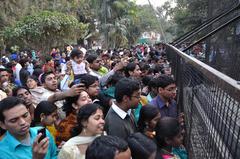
left=147, top=0, right=166, bottom=43
left=103, top=0, right=108, bottom=48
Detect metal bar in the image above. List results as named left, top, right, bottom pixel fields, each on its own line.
left=166, top=42, right=240, bottom=158
left=172, top=2, right=240, bottom=46
left=182, top=15, right=240, bottom=52
left=230, top=103, right=240, bottom=158
left=233, top=104, right=240, bottom=158
left=215, top=89, right=225, bottom=158
left=226, top=98, right=236, bottom=158
left=166, top=44, right=240, bottom=101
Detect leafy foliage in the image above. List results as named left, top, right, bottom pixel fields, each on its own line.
left=171, top=0, right=208, bottom=37
left=3, top=11, right=88, bottom=53
left=0, top=0, right=171, bottom=50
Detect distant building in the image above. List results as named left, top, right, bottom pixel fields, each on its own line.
left=138, top=31, right=161, bottom=44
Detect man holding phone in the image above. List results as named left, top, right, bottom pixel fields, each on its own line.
left=0, top=97, right=57, bottom=159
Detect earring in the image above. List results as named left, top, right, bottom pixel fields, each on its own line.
left=83, top=127, right=87, bottom=135
left=145, top=122, right=149, bottom=129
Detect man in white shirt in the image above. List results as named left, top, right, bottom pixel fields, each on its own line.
left=12, top=59, right=22, bottom=83
left=104, top=78, right=141, bottom=140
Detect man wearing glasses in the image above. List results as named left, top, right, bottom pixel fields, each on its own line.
left=104, top=78, right=141, bottom=140
left=150, top=75, right=178, bottom=118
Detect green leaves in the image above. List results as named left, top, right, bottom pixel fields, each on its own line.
left=171, top=0, right=208, bottom=37
left=0, top=0, right=179, bottom=49
left=3, top=11, right=88, bottom=53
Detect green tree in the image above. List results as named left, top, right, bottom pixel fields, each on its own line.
left=3, top=11, right=88, bottom=53
left=171, top=0, right=208, bottom=37
left=0, top=0, right=95, bottom=49
left=0, top=0, right=168, bottom=50
left=93, top=0, right=139, bottom=48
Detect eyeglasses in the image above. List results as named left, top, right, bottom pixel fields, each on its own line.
left=164, top=88, right=177, bottom=92
left=131, top=95, right=141, bottom=99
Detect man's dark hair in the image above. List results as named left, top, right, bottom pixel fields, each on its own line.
left=33, top=68, right=43, bottom=79
left=115, top=78, right=140, bottom=103
left=142, top=76, right=152, bottom=87
left=40, top=71, right=54, bottom=84
left=44, top=56, right=52, bottom=63
left=124, top=62, right=137, bottom=77
left=0, top=68, right=9, bottom=73
left=86, top=135, right=129, bottom=159
left=19, top=58, right=29, bottom=68
left=12, top=86, right=31, bottom=97
left=0, top=97, right=25, bottom=122
left=153, top=64, right=164, bottom=74
left=155, top=75, right=175, bottom=89
left=27, top=75, right=40, bottom=85
left=70, top=48, right=83, bottom=59
left=148, top=77, right=158, bottom=91
left=106, top=73, right=125, bottom=87
left=128, top=132, right=157, bottom=159
left=86, top=54, right=98, bottom=64
left=77, top=74, right=98, bottom=88
left=139, top=63, right=150, bottom=72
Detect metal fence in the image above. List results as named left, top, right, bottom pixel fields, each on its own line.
left=165, top=43, right=240, bottom=159
left=172, top=0, right=240, bottom=81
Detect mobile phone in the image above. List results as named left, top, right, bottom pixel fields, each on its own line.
left=74, top=79, right=86, bottom=88
left=37, top=128, right=46, bottom=143
left=78, top=83, right=86, bottom=88
left=74, top=78, right=81, bottom=85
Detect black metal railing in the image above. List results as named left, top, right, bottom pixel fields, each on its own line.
left=166, top=43, right=240, bottom=159
left=172, top=0, right=240, bottom=80
left=172, top=0, right=240, bottom=47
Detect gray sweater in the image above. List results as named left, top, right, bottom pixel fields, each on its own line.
left=104, top=107, right=137, bottom=140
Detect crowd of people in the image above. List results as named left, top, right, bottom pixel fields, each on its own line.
left=0, top=43, right=187, bottom=159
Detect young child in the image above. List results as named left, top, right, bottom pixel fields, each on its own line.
left=155, top=117, right=187, bottom=159
left=33, top=101, right=58, bottom=140
left=138, top=105, right=161, bottom=139
left=42, top=56, right=55, bottom=73
left=70, top=48, right=88, bottom=76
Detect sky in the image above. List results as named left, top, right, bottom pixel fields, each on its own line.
left=135, top=0, right=172, bottom=7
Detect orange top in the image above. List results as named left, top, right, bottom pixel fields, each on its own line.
left=55, top=113, right=77, bottom=146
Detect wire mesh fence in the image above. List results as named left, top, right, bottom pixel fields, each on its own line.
left=165, top=44, right=240, bottom=159
left=173, top=0, right=240, bottom=81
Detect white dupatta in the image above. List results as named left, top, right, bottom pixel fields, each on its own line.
left=58, top=135, right=98, bottom=159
